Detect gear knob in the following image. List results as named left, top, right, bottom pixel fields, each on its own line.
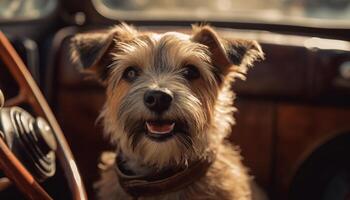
left=0, top=90, right=4, bottom=108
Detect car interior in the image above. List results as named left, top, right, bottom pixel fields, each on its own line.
left=0, top=0, right=349, bottom=199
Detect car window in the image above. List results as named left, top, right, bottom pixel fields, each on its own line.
left=0, top=0, right=57, bottom=21
left=93, top=0, right=350, bottom=28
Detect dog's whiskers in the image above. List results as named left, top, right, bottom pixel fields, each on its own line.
left=175, top=133, right=193, bottom=150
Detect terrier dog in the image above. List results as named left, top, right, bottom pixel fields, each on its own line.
left=70, top=23, right=264, bottom=200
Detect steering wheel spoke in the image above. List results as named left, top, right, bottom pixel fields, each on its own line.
left=4, top=91, right=27, bottom=107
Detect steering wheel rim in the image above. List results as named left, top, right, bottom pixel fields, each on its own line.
left=0, top=31, right=87, bottom=200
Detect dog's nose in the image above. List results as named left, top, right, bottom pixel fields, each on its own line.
left=144, top=90, right=173, bottom=114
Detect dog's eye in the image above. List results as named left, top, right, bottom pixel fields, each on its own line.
left=183, top=65, right=200, bottom=80
left=122, top=67, right=139, bottom=82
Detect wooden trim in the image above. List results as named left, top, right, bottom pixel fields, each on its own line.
left=0, top=138, right=52, bottom=199
left=0, top=31, right=87, bottom=200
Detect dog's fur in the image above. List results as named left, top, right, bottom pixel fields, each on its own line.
left=71, top=23, right=264, bottom=200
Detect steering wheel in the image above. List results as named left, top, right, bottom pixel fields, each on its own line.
left=0, top=31, right=87, bottom=200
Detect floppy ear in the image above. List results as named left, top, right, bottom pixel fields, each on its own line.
left=192, top=25, right=264, bottom=78
left=70, top=23, right=137, bottom=82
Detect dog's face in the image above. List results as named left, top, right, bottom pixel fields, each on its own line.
left=71, top=24, right=263, bottom=168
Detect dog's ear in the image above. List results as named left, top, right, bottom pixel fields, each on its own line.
left=70, top=23, right=137, bottom=82
left=192, top=25, right=264, bottom=78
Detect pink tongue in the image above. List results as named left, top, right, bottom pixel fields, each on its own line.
left=146, top=122, right=175, bottom=134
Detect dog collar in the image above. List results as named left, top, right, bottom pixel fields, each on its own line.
left=115, top=153, right=215, bottom=198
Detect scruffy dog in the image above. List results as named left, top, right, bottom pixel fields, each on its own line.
left=71, top=23, right=264, bottom=200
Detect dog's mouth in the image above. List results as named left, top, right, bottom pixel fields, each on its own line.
left=144, top=120, right=185, bottom=141
left=146, top=121, right=175, bottom=134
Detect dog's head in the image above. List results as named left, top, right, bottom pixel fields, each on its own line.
left=71, top=24, right=263, bottom=168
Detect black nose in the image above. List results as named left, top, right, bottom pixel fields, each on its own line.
left=144, top=90, right=173, bottom=114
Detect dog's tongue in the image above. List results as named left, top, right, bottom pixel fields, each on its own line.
left=146, top=121, right=175, bottom=134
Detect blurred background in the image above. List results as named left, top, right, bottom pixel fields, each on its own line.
left=0, top=0, right=349, bottom=199
left=1, top=0, right=350, bottom=23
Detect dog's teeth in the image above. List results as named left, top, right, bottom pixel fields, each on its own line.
left=146, top=122, right=175, bottom=134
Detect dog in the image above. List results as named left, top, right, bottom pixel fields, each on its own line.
left=70, top=23, right=264, bottom=200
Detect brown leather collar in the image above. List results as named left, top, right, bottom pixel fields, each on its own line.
left=115, top=153, right=215, bottom=198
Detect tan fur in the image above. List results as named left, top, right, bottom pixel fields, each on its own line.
left=71, top=23, right=265, bottom=200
